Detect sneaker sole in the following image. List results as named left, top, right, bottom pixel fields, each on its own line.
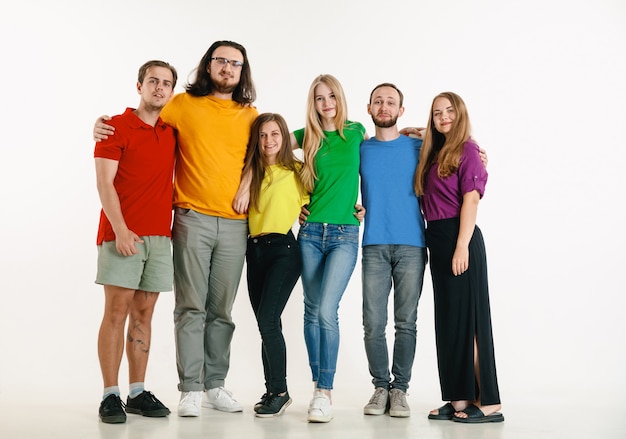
left=364, top=407, right=387, bottom=415
left=100, top=414, right=127, bottom=424
left=177, top=408, right=200, bottom=417
left=390, top=410, right=411, bottom=417
left=201, top=402, right=243, bottom=412
left=126, top=407, right=171, bottom=417
left=308, top=414, right=333, bottom=423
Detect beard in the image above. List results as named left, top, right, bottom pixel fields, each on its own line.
left=372, top=113, right=398, bottom=128
left=213, top=76, right=238, bottom=94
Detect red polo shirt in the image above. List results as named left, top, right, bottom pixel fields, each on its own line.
left=94, top=108, right=176, bottom=244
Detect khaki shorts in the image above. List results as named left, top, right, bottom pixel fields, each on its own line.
left=96, top=235, right=173, bottom=292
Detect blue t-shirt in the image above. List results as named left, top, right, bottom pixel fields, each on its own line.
left=360, top=135, right=426, bottom=247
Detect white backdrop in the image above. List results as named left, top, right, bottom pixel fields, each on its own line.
left=0, top=0, right=624, bottom=418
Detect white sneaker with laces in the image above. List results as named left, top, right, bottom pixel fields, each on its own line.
left=202, top=387, right=243, bottom=412
left=308, top=390, right=333, bottom=423
left=178, top=391, right=202, bottom=417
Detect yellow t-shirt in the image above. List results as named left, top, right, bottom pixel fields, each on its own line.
left=248, top=165, right=310, bottom=236
left=161, top=93, right=258, bottom=219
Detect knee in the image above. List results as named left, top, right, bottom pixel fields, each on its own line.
left=257, top=316, right=280, bottom=336
left=104, top=302, right=131, bottom=326
left=130, top=304, right=156, bottom=325
left=394, top=321, right=417, bottom=335
left=318, top=309, right=339, bottom=331
left=363, top=320, right=386, bottom=338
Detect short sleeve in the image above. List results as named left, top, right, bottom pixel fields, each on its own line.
left=94, top=130, right=124, bottom=161
left=293, top=128, right=304, bottom=148
left=458, top=140, right=488, bottom=197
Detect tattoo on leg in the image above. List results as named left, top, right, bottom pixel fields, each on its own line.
left=128, top=319, right=149, bottom=353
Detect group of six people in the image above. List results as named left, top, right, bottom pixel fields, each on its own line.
left=92, top=39, right=503, bottom=426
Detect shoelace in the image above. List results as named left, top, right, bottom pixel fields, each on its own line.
left=265, top=394, right=281, bottom=405
left=143, top=391, right=165, bottom=406
left=390, top=391, right=409, bottom=407
left=370, top=390, right=387, bottom=404
left=104, top=395, right=126, bottom=410
left=216, top=387, right=235, bottom=399
left=181, top=392, right=201, bottom=403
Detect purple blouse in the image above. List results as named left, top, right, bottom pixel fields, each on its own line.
left=421, top=139, right=488, bottom=221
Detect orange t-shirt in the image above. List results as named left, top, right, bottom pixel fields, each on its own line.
left=160, top=93, right=258, bottom=219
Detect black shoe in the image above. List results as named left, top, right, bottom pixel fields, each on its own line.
left=254, top=393, right=269, bottom=413
left=125, top=390, right=171, bottom=417
left=255, top=392, right=292, bottom=417
left=99, top=394, right=127, bottom=424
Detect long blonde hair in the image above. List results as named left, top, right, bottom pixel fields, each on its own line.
left=300, top=74, right=349, bottom=192
left=414, top=92, right=472, bottom=195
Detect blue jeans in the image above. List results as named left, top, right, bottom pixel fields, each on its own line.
left=298, top=222, right=359, bottom=390
left=362, top=245, right=427, bottom=392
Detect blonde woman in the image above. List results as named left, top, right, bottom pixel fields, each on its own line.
left=291, top=74, right=366, bottom=423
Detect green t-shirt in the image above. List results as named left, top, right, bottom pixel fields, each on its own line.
left=294, top=121, right=365, bottom=225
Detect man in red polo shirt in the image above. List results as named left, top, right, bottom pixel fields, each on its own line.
left=94, top=60, right=177, bottom=424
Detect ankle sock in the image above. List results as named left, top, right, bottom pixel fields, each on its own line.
left=103, top=386, right=120, bottom=400
left=129, top=382, right=144, bottom=399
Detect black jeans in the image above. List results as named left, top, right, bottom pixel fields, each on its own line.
left=246, top=230, right=302, bottom=394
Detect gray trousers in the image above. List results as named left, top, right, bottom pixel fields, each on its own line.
left=172, top=207, right=248, bottom=391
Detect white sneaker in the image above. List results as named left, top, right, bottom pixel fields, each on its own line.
left=178, top=391, right=202, bottom=417
left=308, top=390, right=333, bottom=423
left=202, top=387, right=243, bottom=413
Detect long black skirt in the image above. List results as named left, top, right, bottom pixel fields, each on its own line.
left=425, top=217, right=501, bottom=405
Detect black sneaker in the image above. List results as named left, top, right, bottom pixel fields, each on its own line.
left=125, top=390, right=171, bottom=417
left=253, top=393, right=269, bottom=413
left=255, top=392, right=292, bottom=418
left=99, top=394, right=127, bottom=424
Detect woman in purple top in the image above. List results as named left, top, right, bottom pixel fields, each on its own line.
left=414, top=92, right=503, bottom=424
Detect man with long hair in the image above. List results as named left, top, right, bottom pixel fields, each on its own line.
left=94, top=41, right=258, bottom=417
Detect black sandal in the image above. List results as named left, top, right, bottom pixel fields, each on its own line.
left=428, top=402, right=456, bottom=420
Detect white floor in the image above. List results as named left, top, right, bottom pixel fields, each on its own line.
left=1, top=388, right=622, bottom=439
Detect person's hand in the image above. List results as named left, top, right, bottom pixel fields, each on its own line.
left=94, top=115, right=115, bottom=142
left=298, top=205, right=310, bottom=225
left=479, top=147, right=488, bottom=168
left=354, top=204, right=366, bottom=222
left=232, top=190, right=250, bottom=214
left=451, top=245, right=469, bottom=276
left=399, top=127, right=426, bottom=138
left=114, top=229, right=144, bottom=256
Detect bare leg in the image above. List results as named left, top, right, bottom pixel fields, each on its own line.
left=98, top=285, right=135, bottom=388
left=127, top=290, right=159, bottom=384
left=454, top=337, right=501, bottom=418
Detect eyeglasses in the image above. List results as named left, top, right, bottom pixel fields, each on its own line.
left=210, top=57, right=244, bottom=68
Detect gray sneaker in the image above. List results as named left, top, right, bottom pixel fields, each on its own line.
left=389, top=388, right=410, bottom=417
left=364, top=387, right=389, bottom=415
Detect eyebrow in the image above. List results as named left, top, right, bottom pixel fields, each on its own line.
left=373, top=95, right=396, bottom=101
left=147, top=76, right=171, bottom=83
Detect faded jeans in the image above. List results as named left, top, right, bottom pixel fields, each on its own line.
left=362, top=244, right=426, bottom=392
left=298, top=222, right=359, bottom=390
